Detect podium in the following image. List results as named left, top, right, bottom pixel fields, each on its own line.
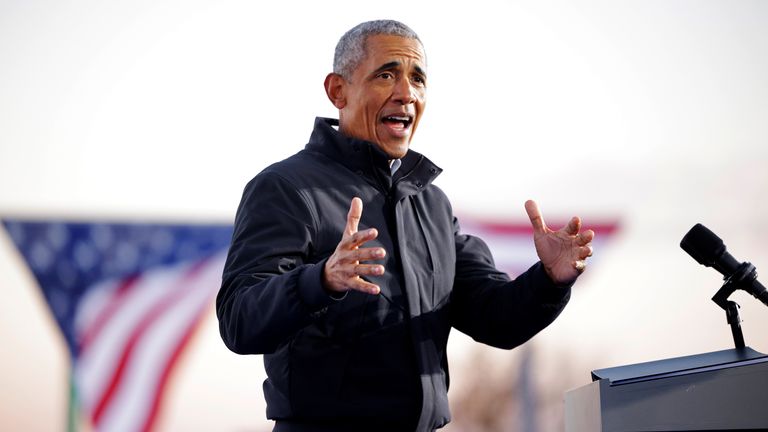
left=565, top=347, right=768, bottom=431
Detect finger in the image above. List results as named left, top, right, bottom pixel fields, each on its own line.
left=337, top=246, right=386, bottom=263
left=576, top=229, right=595, bottom=246
left=340, top=228, right=379, bottom=250
left=563, top=216, right=581, bottom=236
left=352, top=263, right=385, bottom=276
left=524, top=200, right=547, bottom=233
left=574, top=260, right=586, bottom=272
left=577, top=245, right=593, bottom=260
left=347, top=277, right=381, bottom=295
left=353, top=247, right=386, bottom=262
left=344, top=197, right=363, bottom=236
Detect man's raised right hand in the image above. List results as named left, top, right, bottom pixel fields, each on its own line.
left=322, top=197, right=386, bottom=295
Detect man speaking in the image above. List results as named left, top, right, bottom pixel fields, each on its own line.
left=217, top=19, right=594, bottom=432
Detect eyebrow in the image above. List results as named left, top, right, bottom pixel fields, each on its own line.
left=372, top=61, right=400, bottom=76
left=414, top=65, right=427, bottom=79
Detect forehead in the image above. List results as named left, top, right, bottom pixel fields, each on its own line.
left=361, top=34, right=426, bottom=69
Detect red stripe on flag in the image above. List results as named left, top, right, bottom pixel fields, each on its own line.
left=91, top=260, right=207, bottom=427
left=79, top=275, right=140, bottom=351
left=140, top=290, right=214, bottom=432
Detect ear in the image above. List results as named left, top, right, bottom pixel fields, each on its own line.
left=324, top=73, right=347, bottom=109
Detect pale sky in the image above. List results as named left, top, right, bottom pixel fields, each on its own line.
left=1, top=1, right=767, bottom=430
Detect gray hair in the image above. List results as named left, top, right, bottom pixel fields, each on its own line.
left=333, top=20, right=423, bottom=80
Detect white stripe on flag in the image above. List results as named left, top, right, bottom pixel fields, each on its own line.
left=96, top=253, right=225, bottom=432
left=75, top=278, right=122, bottom=341
left=76, top=264, right=190, bottom=413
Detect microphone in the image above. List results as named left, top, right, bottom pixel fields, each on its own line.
left=680, top=223, right=768, bottom=307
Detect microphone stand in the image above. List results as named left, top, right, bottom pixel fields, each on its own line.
left=711, top=262, right=758, bottom=350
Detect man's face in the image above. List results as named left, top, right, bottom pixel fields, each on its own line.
left=337, top=35, right=427, bottom=159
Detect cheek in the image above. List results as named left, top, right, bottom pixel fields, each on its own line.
left=415, top=97, right=426, bottom=119
left=365, top=100, right=384, bottom=128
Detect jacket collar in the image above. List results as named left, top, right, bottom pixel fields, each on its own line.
left=305, top=117, right=442, bottom=197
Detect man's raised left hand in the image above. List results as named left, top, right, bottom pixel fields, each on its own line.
left=525, top=200, right=595, bottom=285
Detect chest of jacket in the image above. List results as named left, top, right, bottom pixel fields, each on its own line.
left=298, top=168, right=457, bottom=342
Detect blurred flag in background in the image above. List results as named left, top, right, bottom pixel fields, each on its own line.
left=2, top=220, right=232, bottom=432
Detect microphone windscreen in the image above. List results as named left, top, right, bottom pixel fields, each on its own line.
left=680, top=223, right=726, bottom=267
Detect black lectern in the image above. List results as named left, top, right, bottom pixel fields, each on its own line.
left=565, top=347, right=768, bottom=431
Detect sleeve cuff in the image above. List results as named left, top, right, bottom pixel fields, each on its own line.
left=529, top=262, right=573, bottom=304
left=297, top=258, right=347, bottom=311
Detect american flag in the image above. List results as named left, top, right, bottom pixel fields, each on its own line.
left=2, top=219, right=232, bottom=432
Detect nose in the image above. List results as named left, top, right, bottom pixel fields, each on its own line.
left=392, top=77, right=416, bottom=105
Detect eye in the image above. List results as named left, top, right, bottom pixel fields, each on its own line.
left=377, top=72, right=394, bottom=80
left=412, top=74, right=426, bottom=86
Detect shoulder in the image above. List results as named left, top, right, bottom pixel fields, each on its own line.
left=257, top=148, right=352, bottom=189
left=236, top=154, right=321, bottom=233
left=259, top=150, right=314, bottom=181
left=238, top=151, right=316, bottom=205
left=423, top=182, right=449, bottom=199
left=240, top=150, right=317, bottom=195
left=422, top=183, right=453, bottom=211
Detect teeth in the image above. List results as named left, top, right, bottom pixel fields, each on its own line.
left=386, top=116, right=410, bottom=122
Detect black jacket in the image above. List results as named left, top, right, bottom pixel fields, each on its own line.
left=217, top=117, right=572, bottom=431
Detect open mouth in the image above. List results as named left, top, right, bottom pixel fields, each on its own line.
left=381, top=114, right=413, bottom=132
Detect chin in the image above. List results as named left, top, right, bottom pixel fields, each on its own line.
left=378, top=139, right=411, bottom=159
left=384, top=146, right=409, bottom=159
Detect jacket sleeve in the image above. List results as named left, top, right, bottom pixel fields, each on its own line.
left=216, top=171, right=337, bottom=354
left=450, top=217, right=572, bottom=350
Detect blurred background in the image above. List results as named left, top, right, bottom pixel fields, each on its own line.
left=1, top=1, right=767, bottom=430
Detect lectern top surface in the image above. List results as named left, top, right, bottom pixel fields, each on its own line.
left=591, top=346, right=767, bottom=385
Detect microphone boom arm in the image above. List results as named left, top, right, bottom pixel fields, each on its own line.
left=711, top=261, right=760, bottom=350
